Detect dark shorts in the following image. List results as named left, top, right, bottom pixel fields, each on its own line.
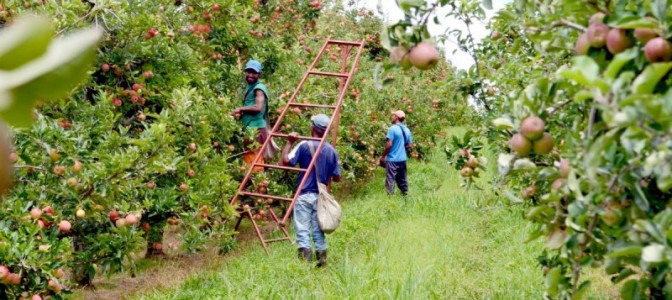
left=385, top=161, right=408, bottom=195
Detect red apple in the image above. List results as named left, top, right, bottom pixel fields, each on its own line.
left=409, top=42, right=440, bottom=70
left=58, top=220, right=71, bottom=233
left=44, top=206, right=53, bottom=216
left=30, top=207, right=42, bottom=220
left=101, top=63, right=110, bottom=72
left=0, top=266, right=9, bottom=280
left=109, top=210, right=120, bottom=222
left=124, top=214, right=138, bottom=225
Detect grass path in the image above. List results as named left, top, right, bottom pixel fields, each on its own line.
left=135, top=147, right=566, bottom=299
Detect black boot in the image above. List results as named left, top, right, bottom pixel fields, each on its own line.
left=298, top=248, right=312, bottom=261
left=316, top=250, right=327, bottom=268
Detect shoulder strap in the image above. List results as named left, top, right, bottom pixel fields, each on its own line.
left=306, top=141, right=321, bottom=180
left=395, top=124, right=409, bottom=145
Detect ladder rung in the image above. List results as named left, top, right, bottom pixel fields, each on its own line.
left=289, top=103, right=337, bottom=109
left=272, top=133, right=322, bottom=141
left=253, top=163, right=307, bottom=172
left=240, top=191, right=293, bottom=202
left=328, top=40, right=363, bottom=46
left=264, top=237, right=291, bottom=243
left=309, top=70, right=349, bottom=78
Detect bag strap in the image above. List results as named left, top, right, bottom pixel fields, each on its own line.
left=306, top=141, right=321, bottom=182
left=395, top=124, right=409, bottom=146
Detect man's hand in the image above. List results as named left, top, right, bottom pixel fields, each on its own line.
left=287, top=132, right=299, bottom=143
left=230, top=108, right=241, bottom=116
left=379, top=156, right=386, bottom=165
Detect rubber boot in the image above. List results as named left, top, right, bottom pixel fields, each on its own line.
left=316, top=250, right=327, bottom=268
left=298, top=248, right=312, bottom=261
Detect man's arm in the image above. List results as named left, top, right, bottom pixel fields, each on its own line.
left=380, top=139, right=392, bottom=163
left=233, top=90, right=265, bottom=115
left=281, top=132, right=299, bottom=166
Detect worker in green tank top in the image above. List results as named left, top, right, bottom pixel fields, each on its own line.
left=231, top=60, right=271, bottom=170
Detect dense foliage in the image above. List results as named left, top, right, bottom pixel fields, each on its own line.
left=388, top=0, right=672, bottom=298
left=0, top=0, right=466, bottom=298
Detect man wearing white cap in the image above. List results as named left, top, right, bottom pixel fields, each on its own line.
left=380, top=110, right=413, bottom=196
left=281, top=114, right=341, bottom=267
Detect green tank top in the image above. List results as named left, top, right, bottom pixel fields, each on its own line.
left=242, top=82, right=269, bottom=129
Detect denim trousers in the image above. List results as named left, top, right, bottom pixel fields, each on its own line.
left=293, top=193, right=326, bottom=251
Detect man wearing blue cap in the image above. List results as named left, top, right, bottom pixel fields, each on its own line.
left=232, top=60, right=275, bottom=168
left=380, top=110, right=413, bottom=196
left=281, top=114, right=341, bottom=267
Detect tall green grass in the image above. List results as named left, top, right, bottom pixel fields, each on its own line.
left=136, top=133, right=613, bottom=299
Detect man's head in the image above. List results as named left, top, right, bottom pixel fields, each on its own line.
left=244, top=60, right=262, bottom=84
left=391, top=110, right=405, bottom=123
left=310, top=114, right=330, bottom=137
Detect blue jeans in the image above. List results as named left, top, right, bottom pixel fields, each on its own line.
left=293, top=193, right=326, bottom=251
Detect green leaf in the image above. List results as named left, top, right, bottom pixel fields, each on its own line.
left=621, top=279, right=645, bottom=300
left=399, top=0, right=424, bottom=10
left=544, top=267, right=563, bottom=296
left=482, top=0, right=493, bottom=10
left=559, top=56, right=599, bottom=87
left=0, top=16, right=53, bottom=71
left=613, top=16, right=660, bottom=29
left=632, top=63, right=672, bottom=95
left=607, top=245, right=642, bottom=258
left=0, top=27, right=103, bottom=127
left=546, top=229, right=567, bottom=249
left=652, top=0, right=668, bottom=21
left=604, top=48, right=638, bottom=79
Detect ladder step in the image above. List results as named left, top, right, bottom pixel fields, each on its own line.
left=289, top=102, right=337, bottom=109
left=308, top=70, right=349, bottom=78
left=272, top=133, right=322, bottom=141
left=328, top=39, right=363, bottom=46
left=240, top=191, right=293, bottom=202
left=253, top=163, right=307, bottom=172
left=264, top=237, right=291, bottom=243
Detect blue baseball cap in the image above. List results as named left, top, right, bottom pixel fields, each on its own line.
left=311, top=114, right=330, bottom=129
left=245, top=60, right=262, bottom=73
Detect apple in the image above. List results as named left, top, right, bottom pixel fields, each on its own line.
left=38, top=244, right=50, bottom=252
left=466, top=156, right=479, bottom=168
left=44, top=206, right=53, bottom=216
left=409, top=43, right=440, bottom=70
left=606, top=28, right=633, bottom=54
left=76, top=209, right=85, bottom=219
left=137, top=113, right=146, bottom=121
left=48, top=279, right=61, bottom=293
left=109, top=210, right=120, bottom=222
left=634, top=28, right=658, bottom=43
left=9, top=152, right=18, bottom=163
left=32, top=294, right=42, bottom=300
left=53, top=165, right=66, bottom=176
left=30, top=207, right=42, bottom=219
left=142, top=70, right=154, bottom=79
left=101, top=63, right=110, bottom=72
left=66, top=177, right=78, bottom=187
left=532, top=132, right=554, bottom=154
left=112, top=98, right=123, bottom=107
left=509, top=133, right=532, bottom=157
left=187, top=169, right=196, bottom=177
left=522, top=185, right=537, bottom=198
left=7, top=273, right=20, bottom=285
left=146, top=181, right=156, bottom=189
left=54, top=268, right=64, bottom=278
left=459, top=167, right=474, bottom=177
left=142, top=223, right=150, bottom=231
left=586, top=23, right=609, bottom=47
left=115, top=219, right=127, bottom=228
left=49, top=149, right=60, bottom=160
left=72, top=160, right=83, bottom=173
left=179, top=183, right=189, bottom=191
left=188, top=143, right=197, bottom=152
left=575, top=33, right=590, bottom=55
left=491, top=31, right=501, bottom=40
left=551, top=178, right=566, bottom=190
left=644, top=37, right=672, bottom=62
left=0, top=266, right=9, bottom=280
left=59, top=220, right=71, bottom=233
left=520, top=116, right=545, bottom=141
left=389, top=46, right=411, bottom=69
left=153, top=243, right=163, bottom=251
left=589, top=12, right=606, bottom=25
left=124, top=214, right=138, bottom=225
left=132, top=83, right=143, bottom=91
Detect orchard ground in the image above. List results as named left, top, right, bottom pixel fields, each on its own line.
left=69, top=128, right=619, bottom=299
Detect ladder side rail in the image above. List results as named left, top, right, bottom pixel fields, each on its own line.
left=230, top=38, right=332, bottom=206
left=281, top=40, right=366, bottom=225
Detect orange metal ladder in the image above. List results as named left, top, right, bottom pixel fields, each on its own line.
left=230, top=38, right=365, bottom=253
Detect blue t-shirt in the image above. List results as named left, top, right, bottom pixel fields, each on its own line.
left=288, top=141, right=341, bottom=194
left=386, top=123, right=412, bottom=162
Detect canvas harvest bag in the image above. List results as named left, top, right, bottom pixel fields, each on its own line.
left=307, top=142, right=341, bottom=234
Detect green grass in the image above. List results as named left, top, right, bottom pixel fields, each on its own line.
left=135, top=134, right=614, bottom=300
